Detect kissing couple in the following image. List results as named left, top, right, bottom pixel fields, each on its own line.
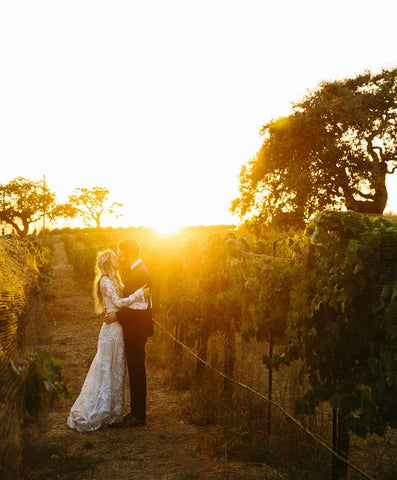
left=67, top=238, right=153, bottom=432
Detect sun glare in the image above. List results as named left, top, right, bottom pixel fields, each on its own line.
left=154, top=222, right=182, bottom=236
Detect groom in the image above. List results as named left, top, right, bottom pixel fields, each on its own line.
left=105, top=238, right=153, bottom=427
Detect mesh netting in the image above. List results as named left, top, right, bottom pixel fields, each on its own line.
left=0, top=238, right=39, bottom=479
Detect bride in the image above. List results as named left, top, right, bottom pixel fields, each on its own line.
left=67, top=249, right=148, bottom=432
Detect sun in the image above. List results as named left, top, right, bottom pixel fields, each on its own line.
left=153, top=221, right=183, bottom=236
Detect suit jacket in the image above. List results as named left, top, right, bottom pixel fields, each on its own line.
left=116, top=261, right=153, bottom=340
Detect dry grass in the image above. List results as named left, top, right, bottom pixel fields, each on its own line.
left=158, top=327, right=397, bottom=480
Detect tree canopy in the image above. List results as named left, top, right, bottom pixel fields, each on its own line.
left=0, top=177, right=57, bottom=237
left=67, top=187, right=123, bottom=229
left=232, top=68, right=397, bottom=229
left=0, top=179, right=124, bottom=235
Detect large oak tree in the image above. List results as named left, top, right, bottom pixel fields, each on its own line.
left=232, top=68, right=397, bottom=228
left=0, top=177, right=57, bottom=237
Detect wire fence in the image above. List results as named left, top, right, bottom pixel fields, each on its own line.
left=153, top=317, right=376, bottom=480
left=2, top=226, right=393, bottom=479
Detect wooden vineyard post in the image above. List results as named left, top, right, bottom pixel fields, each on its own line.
left=174, top=322, right=181, bottom=353
left=196, top=336, right=208, bottom=378
left=224, top=324, right=235, bottom=398
left=267, top=240, right=277, bottom=435
left=268, top=324, right=273, bottom=435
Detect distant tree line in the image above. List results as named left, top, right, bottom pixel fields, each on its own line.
left=0, top=177, right=122, bottom=236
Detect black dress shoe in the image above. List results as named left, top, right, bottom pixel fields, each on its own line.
left=108, top=419, right=125, bottom=428
left=109, top=414, right=145, bottom=428
left=123, top=415, right=145, bottom=427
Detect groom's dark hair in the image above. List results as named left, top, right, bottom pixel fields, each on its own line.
left=118, top=238, right=141, bottom=258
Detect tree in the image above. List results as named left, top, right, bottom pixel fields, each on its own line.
left=0, top=177, right=57, bottom=237
left=67, top=187, right=123, bottom=229
left=232, top=68, right=397, bottom=228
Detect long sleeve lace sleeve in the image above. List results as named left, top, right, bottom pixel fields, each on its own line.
left=100, top=277, right=144, bottom=310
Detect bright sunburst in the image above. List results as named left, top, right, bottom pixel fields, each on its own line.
left=154, top=221, right=182, bottom=236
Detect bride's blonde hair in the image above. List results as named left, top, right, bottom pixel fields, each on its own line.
left=93, top=250, right=124, bottom=314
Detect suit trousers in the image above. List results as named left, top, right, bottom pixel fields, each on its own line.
left=124, top=335, right=147, bottom=420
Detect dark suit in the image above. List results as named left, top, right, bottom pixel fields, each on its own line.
left=116, top=260, right=153, bottom=420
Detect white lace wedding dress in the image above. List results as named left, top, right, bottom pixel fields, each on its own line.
left=67, top=276, right=145, bottom=432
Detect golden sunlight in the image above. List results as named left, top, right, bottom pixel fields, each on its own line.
left=153, top=221, right=183, bottom=236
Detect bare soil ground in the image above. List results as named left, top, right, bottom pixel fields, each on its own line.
left=22, top=235, right=282, bottom=480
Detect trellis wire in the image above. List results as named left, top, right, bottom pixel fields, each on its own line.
left=153, top=317, right=376, bottom=480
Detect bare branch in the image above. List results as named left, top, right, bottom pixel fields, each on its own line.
left=351, top=188, right=375, bottom=200
left=366, top=139, right=383, bottom=163
left=372, top=146, right=383, bottom=153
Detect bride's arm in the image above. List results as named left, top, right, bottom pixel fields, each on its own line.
left=101, top=277, right=144, bottom=309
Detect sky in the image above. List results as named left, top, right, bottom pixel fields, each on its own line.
left=1, top=0, right=397, bottom=232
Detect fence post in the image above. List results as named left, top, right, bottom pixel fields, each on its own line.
left=267, top=325, right=273, bottom=435
left=174, top=322, right=180, bottom=351
left=267, top=241, right=277, bottom=435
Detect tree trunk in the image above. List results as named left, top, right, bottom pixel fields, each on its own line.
left=343, top=163, right=388, bottom=215
left=22, top=218, right=30, bottom=237
left=1, top=217, right=24, bottom=237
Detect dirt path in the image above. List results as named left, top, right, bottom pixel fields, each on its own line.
left=23, top=236, right=277, bottom=480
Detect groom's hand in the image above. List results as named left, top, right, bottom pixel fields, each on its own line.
left=104, top=312, right=117, bottom=325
